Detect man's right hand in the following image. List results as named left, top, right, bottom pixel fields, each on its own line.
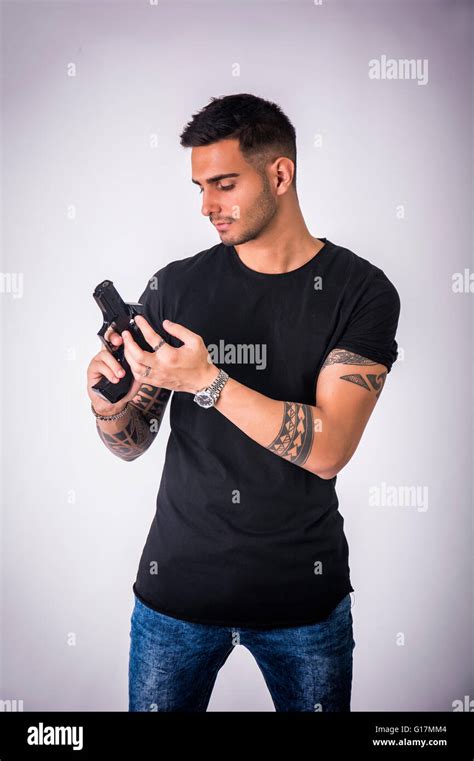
left=87, top=327, right=142, bottom=416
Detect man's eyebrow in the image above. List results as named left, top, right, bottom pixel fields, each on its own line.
left=191, top=173, right=240, bottom=186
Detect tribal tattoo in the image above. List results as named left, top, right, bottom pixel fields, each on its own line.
left=96, top=384, right=172, bottom=461
left=321, top=349, right=387, bottom=400
left=130, top=384, right=172, bottom=427
left=266, top=401, right=314, bottom=466
left=96, top=405, right=154, bottom=462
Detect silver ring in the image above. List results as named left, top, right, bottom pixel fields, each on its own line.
left=142, top=365, right=152, bottom=378
left=153, top=339, right=165, bottom=352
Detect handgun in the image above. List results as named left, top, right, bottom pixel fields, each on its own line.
left=92, top=279, right=157, bottom=404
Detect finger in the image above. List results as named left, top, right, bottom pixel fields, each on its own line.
left=100, top=351, right=126, bottom=379
left=124, top=349, right=151, bottom=382
left=94, top=359, right=123, bottom=384
left=110, top=331, right=123, bottom=346
left=122, top=329, right=146, bottom=363
left=162, top=319, right=199, bottom=345
left=100, top=334, right=123, bottom=354
left=134, top=315, right=161, bottom=346
left=104, top=325, right=123, bottom=346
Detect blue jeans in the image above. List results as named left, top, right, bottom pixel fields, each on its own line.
left=128, top=592, right=355, bottom=712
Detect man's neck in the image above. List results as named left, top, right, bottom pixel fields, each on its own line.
left=234, top=233, right=325, bottom=275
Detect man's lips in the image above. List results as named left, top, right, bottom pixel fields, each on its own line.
left=213, top=221, right=233, bottom=230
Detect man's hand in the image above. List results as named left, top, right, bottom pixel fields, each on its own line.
left=122, top=315, right=219, bottom=394
left=86, top=324, right=142, bottom=415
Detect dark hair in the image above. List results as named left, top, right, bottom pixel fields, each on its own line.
left=180, top=93, right=297, bottom=188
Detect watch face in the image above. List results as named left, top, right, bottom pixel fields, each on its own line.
left=195, top=391, right=214, bottom=408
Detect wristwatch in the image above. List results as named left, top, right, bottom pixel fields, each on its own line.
left=193, top=368, right=229, bottom=408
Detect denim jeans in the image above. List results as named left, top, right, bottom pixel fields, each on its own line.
left=128, top=592, right=355, bottom=712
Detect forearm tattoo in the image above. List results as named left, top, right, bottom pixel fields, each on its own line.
left=96, top=405, right=154, bottom=462
left=130, top=384, right=172, bottom=427
left=96, top=384, right=171, bottom=461
left=266, top=401, right=314, bottom=466
left=321, top=349, right=387, bottom=400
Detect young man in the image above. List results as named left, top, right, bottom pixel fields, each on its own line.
left=87, top=93, right=401, bottom=712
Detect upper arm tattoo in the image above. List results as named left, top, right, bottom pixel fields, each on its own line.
left=266, top=401, right=314, bottom=466
left=321, top=349, right=387, bottom=400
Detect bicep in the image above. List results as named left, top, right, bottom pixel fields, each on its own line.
left=315, top=348, right=389, bottom=470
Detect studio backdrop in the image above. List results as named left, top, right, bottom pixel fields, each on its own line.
left=1, top=0, right=472, bottom=711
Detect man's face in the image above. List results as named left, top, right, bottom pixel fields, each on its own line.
left=191, top=138, right=278, bottom=246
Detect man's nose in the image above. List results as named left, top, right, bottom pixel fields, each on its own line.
left=201, top=191, right=221, bottom=218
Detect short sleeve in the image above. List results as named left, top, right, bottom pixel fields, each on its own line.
left=334, top=271, right=401, bottom=373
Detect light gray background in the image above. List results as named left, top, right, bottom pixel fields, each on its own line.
left=1, top=0, right=472, bottom=711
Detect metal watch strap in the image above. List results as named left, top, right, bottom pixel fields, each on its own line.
left=208, top=368, right=229, bottom=402
left=194, top=368, right=229, bottom=405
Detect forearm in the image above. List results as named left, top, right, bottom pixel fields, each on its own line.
left=213, top=377, right=340, bottom=478
left=95, top=403, right=155, bottom=462
left=94, top=384, right=171, bottom=462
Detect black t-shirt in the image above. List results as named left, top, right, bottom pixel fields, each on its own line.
left=132, top=237, right=401, bottom=628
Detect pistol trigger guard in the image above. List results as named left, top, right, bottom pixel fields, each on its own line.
left=98, top=320, right=117, bottom=353
left=99, top=335, right=115, bottom=353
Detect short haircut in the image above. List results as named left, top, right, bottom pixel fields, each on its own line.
left=180, top=93, right=297, bottom=188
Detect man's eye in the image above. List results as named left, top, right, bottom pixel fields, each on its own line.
left=199, top=184, right=235, bottom=194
